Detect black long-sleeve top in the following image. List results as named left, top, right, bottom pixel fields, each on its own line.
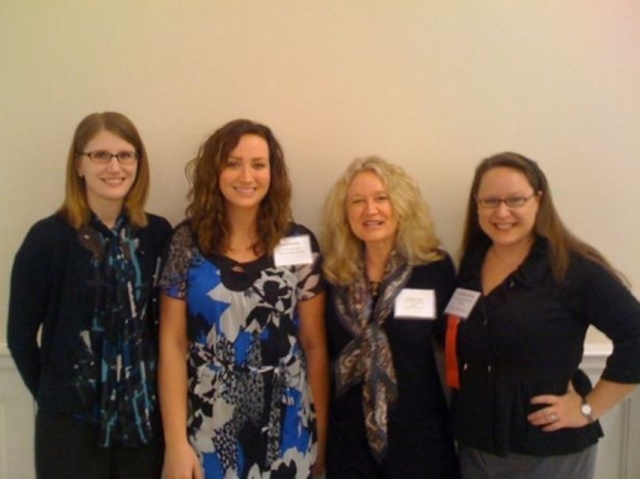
left=452, top=237, right=640, bottom=456
left=326, top=255, right=459, bottom=477
left=7, top=213, right=171, bottom=420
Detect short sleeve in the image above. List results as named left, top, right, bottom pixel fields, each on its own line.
left=290, top=224, right=324, bottom=301
left=159, top=223, right=195, bottom=300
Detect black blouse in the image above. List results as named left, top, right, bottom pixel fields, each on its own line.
left=452, top=237, right=640, bottom=456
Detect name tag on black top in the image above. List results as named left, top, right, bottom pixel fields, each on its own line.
left=444, top=287, right=481, bottom=319
left=394, top=288, right=435, bottom=320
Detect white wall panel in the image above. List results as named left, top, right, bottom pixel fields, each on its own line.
left=0, top=343, right=637, bottom=478
left=0, top=344, right=35, bottom=479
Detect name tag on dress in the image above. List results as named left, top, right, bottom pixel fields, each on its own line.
left=444, top=288, right=481, bottom=319
left=274, top=235, right=314, bottom=267
left=394, top=288, right=436, bottom=320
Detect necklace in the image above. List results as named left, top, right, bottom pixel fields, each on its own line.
left=370, top=280, right=381, bottom=299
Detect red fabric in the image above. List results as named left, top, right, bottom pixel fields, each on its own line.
left=445, top=315, right=461, bottom=389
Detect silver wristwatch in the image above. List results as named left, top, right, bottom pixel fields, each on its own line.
left=581, top=396, right=595, bottom=423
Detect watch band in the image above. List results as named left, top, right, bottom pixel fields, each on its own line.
left=581, top=396, right=595, bottom=423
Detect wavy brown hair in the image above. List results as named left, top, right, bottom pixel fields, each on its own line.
left=321, top=156, right=443, bottom=285
left=461, top=152, right=622, bottom=283
left=185, top=119, right=292, bottom=256
left=58, top=112, right=150, bottom=228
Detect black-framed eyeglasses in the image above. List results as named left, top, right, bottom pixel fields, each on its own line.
left=81, top=150, right=138, bottom=165
left=476, top=193, right=536, bottom=209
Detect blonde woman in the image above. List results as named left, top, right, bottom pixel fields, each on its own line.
left=321, top=156, right=459, bottom=478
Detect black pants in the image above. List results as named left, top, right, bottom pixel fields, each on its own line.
left=35, top=411, right=164, bottom=479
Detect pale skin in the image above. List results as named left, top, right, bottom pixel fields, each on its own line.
left=158, top=295, right=202, bottom=479
left=159, top=134, right=329, bottom=478
left=477, top=166, right=637, bottom=433
left=76, top=129, right=138, bottom=227
left=346, top=170, right=398, bottom=281
left=298, top=293, right=329, bottom=477
left=528, top=379, right=636, bottom=431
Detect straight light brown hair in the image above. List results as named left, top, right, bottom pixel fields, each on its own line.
left=58, top=112, right=150, bottom=228
left=461, top=152, right=622, bottom=283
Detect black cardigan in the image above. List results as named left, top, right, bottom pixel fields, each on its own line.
left=452, top=237, right=640, bottom=456
left=7, top=213, right=171, bottom=417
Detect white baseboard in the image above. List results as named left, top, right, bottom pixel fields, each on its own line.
left=0, top=341, right=636, bottom=479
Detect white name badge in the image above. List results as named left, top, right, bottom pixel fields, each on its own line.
left=444, top=288, right=481, bottom=319
left=394, top=288, right=436, bottom=320
left=273, top=235, right=314, bottom=267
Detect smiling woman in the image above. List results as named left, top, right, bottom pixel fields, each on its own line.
left=157, top=119, right=329, bottom=479
left=76, top=130, right=140, bottom=226
left=218, top=133, right=271, bottom=216
left=475, top=167, right=540, bottom=256
left=7, top=112, right=172, bottom=479
left=449, top=152, right=640, bottom=479
left=320, top=156, right=459, bottom=479
left=346, top=170, right=399, bottom=253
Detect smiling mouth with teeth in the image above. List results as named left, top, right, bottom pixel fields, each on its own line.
left=235, top=187, right=256, bottom=195
left=102, top=178, right=125, bottom=184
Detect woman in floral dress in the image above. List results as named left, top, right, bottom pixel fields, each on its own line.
left=158, top=119, right=328, bottom=479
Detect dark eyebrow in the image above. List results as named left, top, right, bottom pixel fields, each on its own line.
left=227, top=155, right=268, bottom=161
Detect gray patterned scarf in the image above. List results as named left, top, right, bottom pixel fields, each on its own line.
left=333, top=256, right=412, bottom=462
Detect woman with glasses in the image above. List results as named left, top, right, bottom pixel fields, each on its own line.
left=320, top=156, right=459, bottom=478
left=7, top=112, right=172, bottom=478
left=447, top=152, right=640, bottom=479
left=158, top=119, right=328, bottom=479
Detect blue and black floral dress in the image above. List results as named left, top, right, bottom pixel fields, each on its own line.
left=160, top=221, right=323, bottom=479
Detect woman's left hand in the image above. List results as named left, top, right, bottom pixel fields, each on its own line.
left=528, top=381, right=589, bottom=432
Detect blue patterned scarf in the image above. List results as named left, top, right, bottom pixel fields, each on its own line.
left=75, top=213, right=157, bottom=447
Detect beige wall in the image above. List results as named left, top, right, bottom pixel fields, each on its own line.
left=2, top=1, right=639, bottom=344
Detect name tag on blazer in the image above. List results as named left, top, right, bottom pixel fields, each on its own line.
left=394, top=288, right=436, bottom=320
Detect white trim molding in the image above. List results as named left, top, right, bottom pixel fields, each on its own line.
left=581, top=342, right=613, bottom=374
left=0, top=341, right=36, bottom=479
left=0, top=341, right=637, bottom=479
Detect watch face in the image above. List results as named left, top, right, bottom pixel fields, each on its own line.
left=582, top=403, right=593, bottom=415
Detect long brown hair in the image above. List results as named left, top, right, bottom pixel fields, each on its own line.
left=185, top=119, right=292, bottom=256
left=461, top=152, right=621, bottom=283
left=58, top=112, right=150, bottom=228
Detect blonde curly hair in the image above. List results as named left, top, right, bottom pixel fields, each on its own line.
left=321, top=156, right=443, bottom=284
